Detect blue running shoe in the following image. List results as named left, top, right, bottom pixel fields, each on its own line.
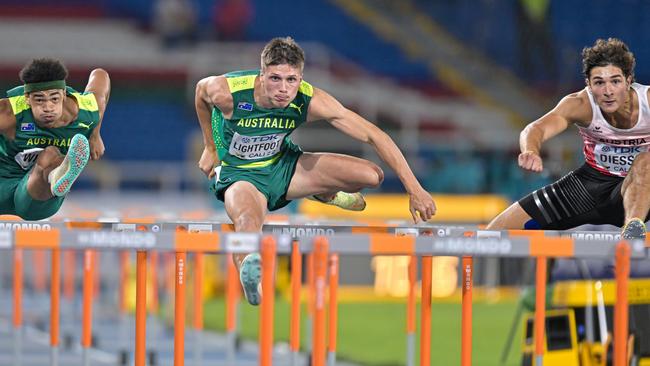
left=48, top=134, right=90, bottom=197
left=239, top=253, right=262, bottom=306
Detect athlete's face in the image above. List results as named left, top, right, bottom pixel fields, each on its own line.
left=26, top=89, right=65, bottom=127
left=587, top=65, right=632, bottom=114
left=260, top=64, right=302, bottom=108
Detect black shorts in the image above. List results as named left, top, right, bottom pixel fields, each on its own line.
left=519, top=164, right=647, bottom=229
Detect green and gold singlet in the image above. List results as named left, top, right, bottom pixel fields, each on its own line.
left=0, top=85, right=99, bottom=178
left=211, top=70, right=314, bottom=210
left=0, top=85, right=100, bottom=220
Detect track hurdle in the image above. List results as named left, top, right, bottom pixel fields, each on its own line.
left=225, top=253, right=240, bottom=364
left=461, top=256, right=473, bottom=366
left=50, top=248, right=60, bottom=366
left=407, top=254, right=417, bottom=366
left=614, top=242, right=630, bottom=366
left=290, top=240, right=302, bottom=366
left=2, top=222, right=644, bottom=366
left=193, top=251, right=204, bottom=366
left=135, top=250, right=147, bottom=366
left=327, top=253, right=339, bottom=366
left=303, top=231, right=643, bottom=366
left=13, top=248, right=23, bottom=366
left=260, top=236, right=278, bottom=366
left=534, top=256, right=547, bottom=366
left=420, top=255, right=432, bottom=366
left=312, top=237, right=328, bottom=366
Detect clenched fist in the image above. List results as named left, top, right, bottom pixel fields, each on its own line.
left=518, top=151, right=543, bottom=172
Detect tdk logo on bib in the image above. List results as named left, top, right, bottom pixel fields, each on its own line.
left=229, top=132, right=286, bottom=160
left=237, top=102, right=253, bottom=111
left=20, top=123, right=35, bottom=132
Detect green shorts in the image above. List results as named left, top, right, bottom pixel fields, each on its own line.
left=211, top=145, right=302, bottom=211
left=0, top=172, right=64, bottom=220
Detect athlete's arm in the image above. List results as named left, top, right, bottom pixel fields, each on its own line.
left=84, top=68, right=111, bottom=160
left=194, top=75, right=232, bottom=178
left=0, top=99, right=16, bottom=137
left=307, top=87, right=436, bottom=222
left=519, top=93, right=588, bottom=172
left=85, top=68, right=111, bottom=121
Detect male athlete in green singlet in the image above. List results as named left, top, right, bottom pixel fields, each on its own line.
left=195, top=37, right=436, bottom=305
left=0, top=58, right=110, bottom=220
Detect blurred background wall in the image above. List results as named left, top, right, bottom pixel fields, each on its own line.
left=2, top=0, right=648, bottom=203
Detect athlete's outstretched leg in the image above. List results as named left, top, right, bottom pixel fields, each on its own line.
left=306, top=191, right=367, bottom=211
left=13, top=135, right=91, bottom=221
left=620, top=152, right=650, bottom=239
left=486, top=202, right=533, bottom=230
left=224, top=181, right=268, bottom=305
left=288, top=152, right=383, bottom=210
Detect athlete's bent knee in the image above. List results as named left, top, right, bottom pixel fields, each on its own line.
left=373, top=164, right=384, bottom=186
left=365, top=162, right=384, bottom=189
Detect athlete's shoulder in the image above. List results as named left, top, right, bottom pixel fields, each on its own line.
left=638, top=82, right=650, bottom=99
left=0, top=99, right=17, bottom=132
left=196, top=75, right=233, bottom=115
left=4, top=87, right=30, bottom=116
left=0, top=98, right=12, bottom=116
left=561, top=89, right=589, bottom=105
left=555, top=89, right=592, bottom=123
left=225, top=70, right=258, bottom=93
left=306, top=86, right=347, bottom=122
left=298, top=79, right=313, bottom=97
left=71, top=91, right=99, bottom=112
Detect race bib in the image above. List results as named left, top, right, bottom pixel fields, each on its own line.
left=594, top=144, right=648, bottom=174
left=15, top=147, right=44, bottom=170
left=228, top=132, right=285, bottom=160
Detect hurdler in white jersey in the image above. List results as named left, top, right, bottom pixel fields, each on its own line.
left=579, top=83, right=650, bottom=176
left=487, top=38, right=650, bottom=240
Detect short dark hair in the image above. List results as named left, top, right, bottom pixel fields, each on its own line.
left=260, top=37, right=305, bottom=70
left=582, top=38, right=635, bottom=81
left=19, top=58, right=68, bottom=84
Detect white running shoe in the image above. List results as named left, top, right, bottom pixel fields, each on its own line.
left=307, top=192, right=366, bottom=211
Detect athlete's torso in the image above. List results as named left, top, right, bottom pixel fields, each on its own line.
left=212, top=70, right=313, bottom=168
left=0, top=85, right=99, bottom=177
left=578, top=82, right=650, bottom=177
